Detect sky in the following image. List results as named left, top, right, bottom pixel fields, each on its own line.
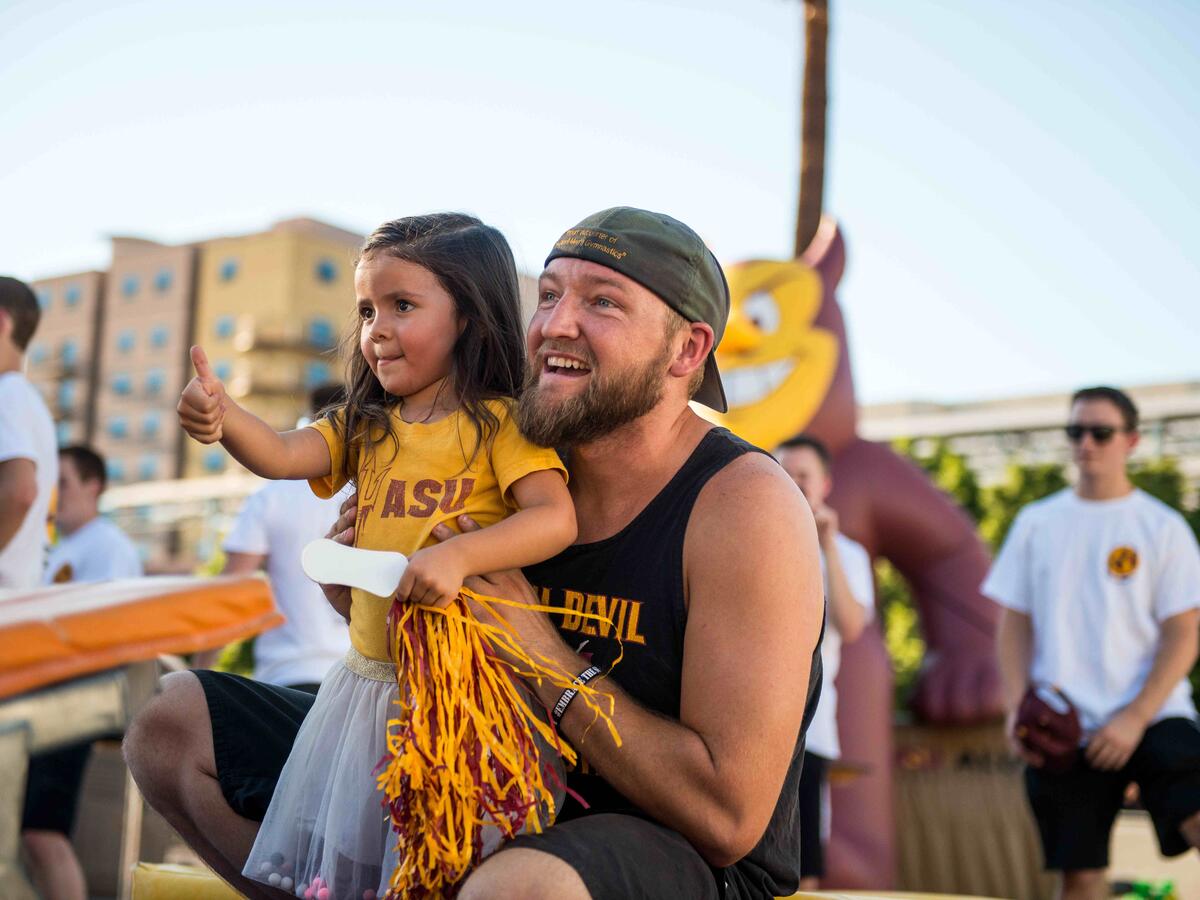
left=1, top=0, right=1196, bottom=405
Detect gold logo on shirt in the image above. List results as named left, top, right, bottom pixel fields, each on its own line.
left=1107, top=546, right=1138, bottom=579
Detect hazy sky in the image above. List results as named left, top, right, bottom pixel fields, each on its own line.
left=2, top=0, right=1196, bottom=405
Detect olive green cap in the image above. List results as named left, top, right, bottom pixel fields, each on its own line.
left=545, top=206, right=729, bottom=412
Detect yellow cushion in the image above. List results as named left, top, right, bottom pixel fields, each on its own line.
left=130, top=863, right=242, bottom=899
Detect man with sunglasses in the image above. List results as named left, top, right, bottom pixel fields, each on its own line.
left=985, top=385, right=1200, bottom=900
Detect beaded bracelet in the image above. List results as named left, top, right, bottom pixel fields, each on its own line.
left=552, top=665, right=603, bottom=725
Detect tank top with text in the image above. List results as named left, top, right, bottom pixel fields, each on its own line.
left=524, top=427, right=822, bottom=897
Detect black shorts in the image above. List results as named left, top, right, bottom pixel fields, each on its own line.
left=21, top=741, right=94, bottom=834
left=195, top=670, right=316, bottom=821
left=507, top=813, right=729, bottom=899
left=797, top=750, right=829, bottom=879
left=1025, top=716, right=1200, bottom=871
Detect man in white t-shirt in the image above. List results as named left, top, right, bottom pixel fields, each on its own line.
left=22, top=443, right=144, bottom=900
left=0, top=276, right=57, bottom=591
left=200, top=384, right=350, bottom=691
left=776, top=434, right=874, bottom=890
left=985, top=386, right=1200, bottom=900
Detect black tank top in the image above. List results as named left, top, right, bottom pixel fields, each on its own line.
left=524, top=427, right=822, bottom=897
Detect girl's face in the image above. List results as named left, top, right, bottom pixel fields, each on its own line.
left=355, top=255, right=461, bottom=405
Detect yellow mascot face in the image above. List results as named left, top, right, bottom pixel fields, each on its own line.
left=710, top=259, right=838, bottom=451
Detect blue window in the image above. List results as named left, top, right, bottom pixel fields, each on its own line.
left=307, top=318, right=336, bottom=349
left=145, top=368, right=166, bottom=395
left=117, top=329, right=135, bottom=353
left=214, top=360, right=233, bottom=381
left=108, top=416, right=129, bottom=439
left=219, top=258, right=238, bottom=282
left=137, top=455, right=158, bottom=481
left=150, top=325, right=169, bottom=348
left=315, top=258, right=338, bottom=283
left=122, top=274, right=140, bottom=298
left=203, top=449, right=226, bottom=473
left=112, top=373, right=133, bottom=395
left=30, top=344, right=48, bottom=365
left=107, top=459, right=125, bottom=483
left=214, top=316, right=236, bottom=340
left=60, top=339, right=78, bottom=366
left=304, top=361, right=331, bottom=389
left=57, top=381, right=76, bottom=411
left=142, top=413, right=161, bottom=437
left=154, top=269, right=173, bottom=292
left=55, top=421, right=72, bottom=446
left=65, top=285, right=82, bottom=306
left=36, top=289, right=50, bottom=310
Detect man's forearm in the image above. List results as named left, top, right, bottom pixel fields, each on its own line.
left=1126, top=612, right=1199, bottom=723
left=997, top=608, right=1033, bottom=712
left=822, top=541, right=865, bottom=641
left=0, top=460, right=36, bottom=552
left=524, top=639, right=760, bottom=867
left=0, top=502, right=30, bottom=554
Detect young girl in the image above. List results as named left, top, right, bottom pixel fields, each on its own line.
left=178, top=213, right=577, bottom=898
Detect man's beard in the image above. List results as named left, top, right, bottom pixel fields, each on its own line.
left=517, top=339, right=671, bottom=448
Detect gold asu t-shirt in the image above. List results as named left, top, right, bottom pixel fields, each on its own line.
left=308, top=399, right=565, bottom=660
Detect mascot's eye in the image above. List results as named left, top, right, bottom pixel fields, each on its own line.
left=742, top=292, right=780, bottom=334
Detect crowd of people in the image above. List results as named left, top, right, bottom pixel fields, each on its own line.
left=1, top=204, right=1198, bottom=900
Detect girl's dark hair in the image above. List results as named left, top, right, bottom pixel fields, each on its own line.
left=333, top=213, right=526, bottom=484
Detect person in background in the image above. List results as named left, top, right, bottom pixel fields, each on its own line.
left=23, top=443, right=143, bottom=900
left=0, top=275, right=56, bottom=591
left=986, top=386, right=1200, bottom=900
left=43, top=445, right=142, bottom=583
left=775, top=433, right=874, bottom=890
left=194, top=384, right=351, bottom=692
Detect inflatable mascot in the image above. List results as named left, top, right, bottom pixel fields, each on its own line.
left=714, top=219, right=1004, bottom=887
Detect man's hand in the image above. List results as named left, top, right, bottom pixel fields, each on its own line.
left=1005, top=708, right=1044, bottom=768
left=398, top=540, right=469, bottom=609
left=1086, top=706, right=1147, bottom=771
left=178, top=346, right=227, bottom=444
left=812, top=503, right=838, bottom=548
left=318, top=491, right=358, bottom=623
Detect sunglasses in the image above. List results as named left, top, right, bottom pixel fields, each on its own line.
left=1065, top=424, right=1124, bottom=444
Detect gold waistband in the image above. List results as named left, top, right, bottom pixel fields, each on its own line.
left=343, top=647, right=396, bottom=682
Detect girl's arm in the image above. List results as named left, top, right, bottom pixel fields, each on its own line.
left=178, top=345, right=331, bottom=480
left=397, top=469, right=576, bottom=607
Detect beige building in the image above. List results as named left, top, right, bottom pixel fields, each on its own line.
left=861, top=380, right=1200, bottom=491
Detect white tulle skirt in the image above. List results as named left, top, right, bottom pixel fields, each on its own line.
left=243, top=648, right=563, bottom=899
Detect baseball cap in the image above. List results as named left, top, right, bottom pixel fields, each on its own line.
left=544, top=207, right=730, bottom=413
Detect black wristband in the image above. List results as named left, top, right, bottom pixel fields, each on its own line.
left=552, top=665, right=602, bottom=725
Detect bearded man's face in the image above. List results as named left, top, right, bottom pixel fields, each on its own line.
left=517, top=333, right=673, bottom=447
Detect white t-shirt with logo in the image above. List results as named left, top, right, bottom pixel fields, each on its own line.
left=982, top=488, right=1200, bottom=733
left=43, top=517, right=144, bottom=584
left=0, top=372, right=58, bottom=590
left=806, top=532, right=876, bottom=760
left=223, top=479, right=350, bottom=688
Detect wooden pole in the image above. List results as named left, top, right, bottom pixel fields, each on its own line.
left=794, top=0, right=829, bottom=258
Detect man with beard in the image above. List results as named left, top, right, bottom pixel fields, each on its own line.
left=123, top=208, right=823, bottom=900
